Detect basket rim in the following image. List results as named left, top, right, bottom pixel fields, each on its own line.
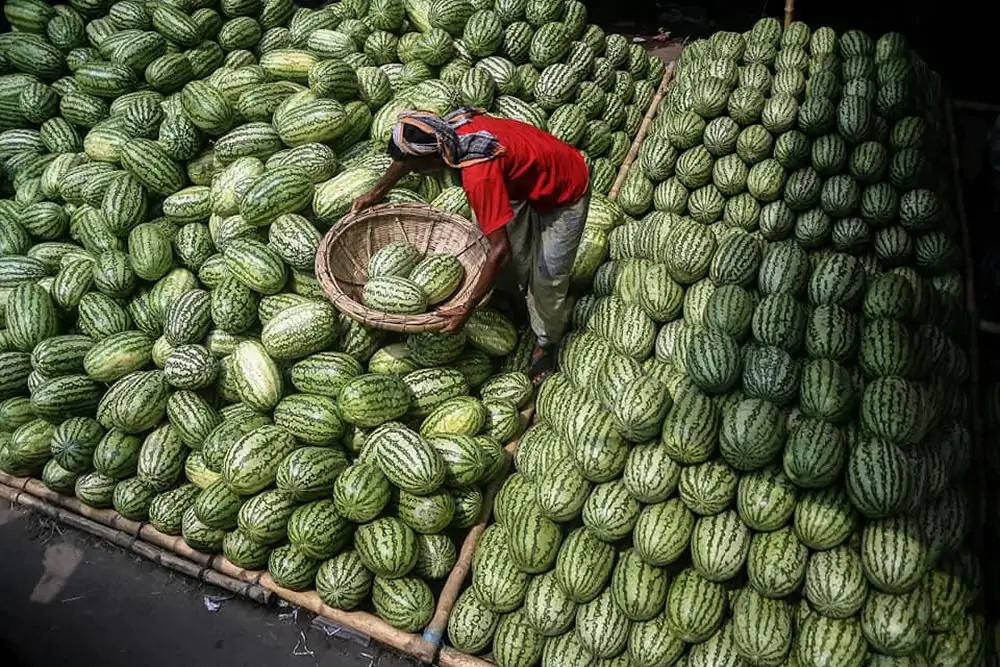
left=315, top=202, right=491, bottom=333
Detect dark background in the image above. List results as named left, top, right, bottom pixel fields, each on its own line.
left=586, top=0, right=996, bottom=104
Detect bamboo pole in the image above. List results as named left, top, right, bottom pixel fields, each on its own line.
left=783, top=0, right=796, bottom=28
left=0, top=471, right=221, bottom=567
left=0, top=482, right=272, bottom=604
left=137, top=524, right=216, bottom=567
left=1, top=472, right=446, bottom=659
left=944, top=99, right=987, bottom=613
left=0, top=472, right=30, bottom=491
left=0, top=474, right=444, bottom=659
left=608, top=60, right=677, bottom=201
left=257, top=573, right=437, bottom=658
left=439, top=647, right=496, bottom=667
left=211, top=555, right=266, bottom=585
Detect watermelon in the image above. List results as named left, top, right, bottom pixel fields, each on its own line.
left=355, top=517, right=418, bottom=579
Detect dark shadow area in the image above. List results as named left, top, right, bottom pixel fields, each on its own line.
left=584, top=0, right=997, bottom=104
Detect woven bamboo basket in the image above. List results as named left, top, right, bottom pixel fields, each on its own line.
left=315, top=203, right=491, bottom=333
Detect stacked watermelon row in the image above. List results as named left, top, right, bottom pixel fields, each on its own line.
left=375, top=0, right=666, bottom=189
left=0, top=0, right=663, bottom=324
left=0, top=0, right=658, bottom=638
left=0, top=297, right=532, bottom=633
left=452, top=17, right=987, bottom=667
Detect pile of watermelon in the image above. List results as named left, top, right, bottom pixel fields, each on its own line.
left=362, top=240, right=466, bottom=314
left=0, top=0, right=664, bottom=637
left=449, top=17, right=990, bottom=667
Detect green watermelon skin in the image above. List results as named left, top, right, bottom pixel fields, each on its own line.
left=362, top=276, right=429, bottom=315
left=7, top=282, right=59, bottom=352
left=74, top=471, right=119, bottom=509
left=315, top=550, right=373, bottom=611
left=409, top=254, right=465, bottom=304
left=367, top=241, right=424, bottom=279
left=372, top=425, right=448, bottom=495
left=371, top=575, right=434, bottom=632
left=403, top=368, right=470, bottom=418
left=222, top=529, right=272, bottom=571
left=273, top=394, right=346, bottom=447
left=237, top=489, right=299, bottom=546
left=290, top=352, right=363, bottom=397
left=354, top=517, right=419, bottom=579
left=136, top=423, right=189, bottom=492
left=332, top=463, right=393, bottom=523
left=287, top=499, right=353, bottom=560
left=50, top=417, right=103, bottom=474
left=448, top=587, right=501, bottom=654
left=149, top=485, right=201, bottom=536
left=338, top=373, right=412, bottom=428
left=221, top=425, right=300, bottom=496
left=268, top=544, right=322, bottom=592
left=193, top=479, right=245, bottom=531
left=275, top=446, right=349, bottom=502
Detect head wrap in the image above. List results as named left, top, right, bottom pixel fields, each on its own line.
left=391, top=107, right=504, bottom=168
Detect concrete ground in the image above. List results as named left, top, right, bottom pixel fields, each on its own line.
left=0, top=503, right=417, bottom=667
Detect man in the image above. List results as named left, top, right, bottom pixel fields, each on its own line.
left=352, top=107, right=591, bottom=382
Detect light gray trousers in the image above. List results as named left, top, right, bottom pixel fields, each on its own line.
left=498, top=194, right=590, bottom=348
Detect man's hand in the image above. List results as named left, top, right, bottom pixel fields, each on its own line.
left=351, top=160, right=414, bottom=215
left=351, top=191, right=380, bottom=215
left=437, top=301, right=473, bottom=332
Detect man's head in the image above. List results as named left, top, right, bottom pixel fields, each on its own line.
left=389, top=123, right=445, bottom=174
left=389, top=108, right=502, bottom=171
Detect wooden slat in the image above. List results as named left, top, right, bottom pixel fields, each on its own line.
left=0, top=482, right=271, bottom=605
left=607, top=60, right=678, bottom=201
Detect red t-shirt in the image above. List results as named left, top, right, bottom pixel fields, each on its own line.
left=456, top=115, right=590, bottom=235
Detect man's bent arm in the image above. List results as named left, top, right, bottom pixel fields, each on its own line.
left=367, top=159, right=412, bottom=200
left=467, top=227, right=510, bottom=305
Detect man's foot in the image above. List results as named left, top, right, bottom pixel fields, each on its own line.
left=529, top=345, right=557, bottom=386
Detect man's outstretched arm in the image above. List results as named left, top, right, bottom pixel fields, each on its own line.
left=351, top=159, right=412, bottom=213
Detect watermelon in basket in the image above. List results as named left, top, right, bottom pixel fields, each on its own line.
left=316, top=203, right=491, bottom=332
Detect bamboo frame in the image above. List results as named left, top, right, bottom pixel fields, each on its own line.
left=943, top=99, right=988, bottom=596
left=784, top=0, right=796, bottom=28
left=0, top=479, right=271, bottom=605
left=607, top=60, right=677, bottom=201
left=0, top=406, right=534, bottom=667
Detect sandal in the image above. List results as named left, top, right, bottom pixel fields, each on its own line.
left=529, top=346, right=557, bottom=386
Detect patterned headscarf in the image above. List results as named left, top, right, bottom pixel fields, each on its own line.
left=392, top=107, right=504, bottom=168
